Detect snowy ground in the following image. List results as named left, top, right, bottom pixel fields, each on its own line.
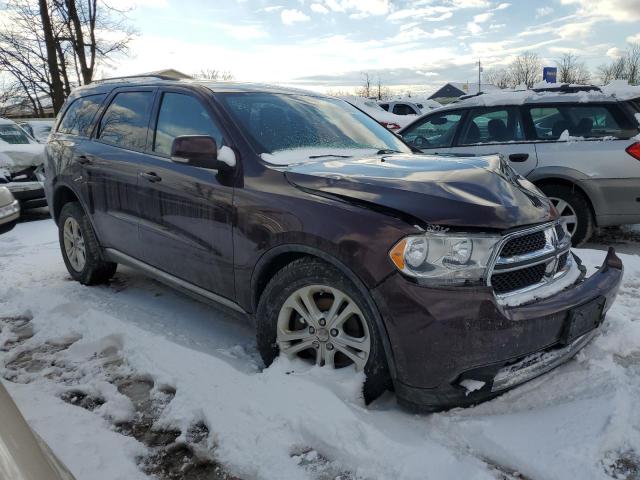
left=1, top=215, right=640, bottom=480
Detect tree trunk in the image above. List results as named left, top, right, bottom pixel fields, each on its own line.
left=38, top=0, right=65, bottom=113
left=65, top=0, right=92, bottom=84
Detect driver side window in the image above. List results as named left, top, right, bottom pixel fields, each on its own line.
left=402, top=112, right=463, bottom=149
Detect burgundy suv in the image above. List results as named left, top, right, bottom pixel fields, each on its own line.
left=44, top=78, right=623, bottom=411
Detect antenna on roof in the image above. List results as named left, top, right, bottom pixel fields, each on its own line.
left=532, top=84, right=602, bottom=94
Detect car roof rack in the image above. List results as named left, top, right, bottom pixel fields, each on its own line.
left=458, top=91, right=486, bottom=101
left=531, top=83, right=602, bottom=94
left=92, top=74, right=179, bottom=84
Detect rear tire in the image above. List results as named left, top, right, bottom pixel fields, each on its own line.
left=540, top=184, right=594, bottom=246
left=58, top=202, right=117, bottom=285
left=256, top=257, right=391, bottom=403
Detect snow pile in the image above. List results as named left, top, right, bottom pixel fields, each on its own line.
left=1, top=220, right=640, bottom=480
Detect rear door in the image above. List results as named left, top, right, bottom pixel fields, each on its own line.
left=136, top=88, right=235, bottom=297
left=526, top=103, right=640, bottom=216
left=399, top=110, right=465, bottom=155
left=87, top=88, right=156, bottom=259
left=448, top=106, right=538, bottom=176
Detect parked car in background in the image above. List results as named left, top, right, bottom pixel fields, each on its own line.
left=0, top=380, right=75, bottom=479
left=0, top=186, right=20, bottom=234
left=18, top=119, right=55, bottom=143
left=380, top=98, right=442, bottom=116
left=398, top=85, right=640, bottom=245
left=341, top=96, right=414, bottom=130
left=0, top=117, right=47, bottom=210
left=45, top=78, right=622, bottom=411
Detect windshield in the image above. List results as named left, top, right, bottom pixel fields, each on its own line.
left=217, top=93, right=411, bottom=165
left=0, top=124, right=31, bottom=144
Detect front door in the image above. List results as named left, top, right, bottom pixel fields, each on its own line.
left=448, top=106, right=538, bottom=176
left=400, top=110, right=465, bottom=155
left=137, top=89, right=235, bottom=298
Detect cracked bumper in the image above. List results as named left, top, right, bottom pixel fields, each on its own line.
left=372, top=248, right=623, bottom=411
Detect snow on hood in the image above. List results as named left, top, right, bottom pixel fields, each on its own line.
left=0, top=142, right=44, bottom=172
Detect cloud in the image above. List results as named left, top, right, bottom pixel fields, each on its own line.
left=560, top=0, right=640, bottom=22
left=493, top=3, right=511, bottom=10
left=473, top=12, right=493, bottom=23
left=628, top=33, right=640, bottom=43
left=281, top=9, right=310, bottom=25
left=467, top=22, right=483, bottom=34
left=536, top=6, right=554, bottom=17
left=607, top=47, right=624, bottom=58
left=390, top=26, right=453, bottom=43
left=321, top=0, right=390, bottom=17
left=310, top=3, right=329, bottom=14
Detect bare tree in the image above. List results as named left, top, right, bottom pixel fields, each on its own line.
left=556, top=53, right=590, bottom=84
left=194, top=69, right=234, bottom=81
left=598, top=43, right=640, bottom=85
left=374, top=75, right=391, bottom=100
left=356, top=72, right=372, bottom=98
left=509, top=51, right=542, bottom=88
left=483, top=67, right=511, bottom=88
left=0, top=0, right=135, bottom=115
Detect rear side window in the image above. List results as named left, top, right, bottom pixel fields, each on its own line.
left=379, top=103, right=389, bottom=111
left=393, top=104, right=416, bottom=116
left=402, top=112, right=463, bottom=149
left=153, top=92, right=223, bottom=156
left=98, top=91, right=154, bottom=150
left=58, top=94, right=105, bottom=136
left=459, top=108, right=524, bottom=145
left=527, top=104, right=637, bottom=140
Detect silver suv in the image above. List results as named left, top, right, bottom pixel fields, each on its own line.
left=398, top=85, right=640, bottom=245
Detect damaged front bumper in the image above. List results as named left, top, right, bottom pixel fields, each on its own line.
left=1, top=166, right=47, bottom=210
left=373, top=248, right=624, bottom=412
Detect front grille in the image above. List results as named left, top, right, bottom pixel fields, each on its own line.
left=491, top=263, right=546, bottom=294
left=500, top=230, right=546, bottom=258
left=555, top=224, right=565, bottom=241
left=558, top=252, right=569, bottom=270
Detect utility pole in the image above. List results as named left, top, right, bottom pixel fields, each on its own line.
left=477, top=59, right=482, bottom=94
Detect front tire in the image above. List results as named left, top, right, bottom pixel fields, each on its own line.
left=58, top=202, right=117, bottom=285
left=540, top=184, right=594, bottom=246
left=256, top=257, right=391, bottom=403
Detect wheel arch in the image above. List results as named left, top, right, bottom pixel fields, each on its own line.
left=250, top=244, right=398, bottom=379
left=531, top=174, right=597, bottom=226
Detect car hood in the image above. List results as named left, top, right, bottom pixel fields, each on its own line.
left=0, top=143, right=44, bottom=173
left=284, top=153, right=556, bottom=230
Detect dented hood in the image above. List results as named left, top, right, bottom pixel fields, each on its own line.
left=0, top=142, right=45, bottom=173
left=284, top=153, right=556, bottom=230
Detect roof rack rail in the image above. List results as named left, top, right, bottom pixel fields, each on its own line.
left=532, top=83, right=602, bottom=94
left=458, top=91, right=486, bottom=101
left=92, top=74, right=178, bottom=84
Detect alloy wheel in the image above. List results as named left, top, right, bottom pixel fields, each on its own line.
left=276, top=285, right=371, bottom=371
left=549, top=196, right=578, bottom=238
left=63, top=217, right=86, bottom=272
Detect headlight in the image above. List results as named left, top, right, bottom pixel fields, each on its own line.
left=389, top=232, right=500, bottom=286
left=0, top=200, right=20, bottom=219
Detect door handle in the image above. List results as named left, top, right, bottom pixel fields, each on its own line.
left=509, top=153, right=529, bottom=162
left=140, top=172, right=162, bottom=183
left=74, top=154, right=93, bottom=165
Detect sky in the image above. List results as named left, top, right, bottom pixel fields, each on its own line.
left=105, top=0, right=640, bottom=95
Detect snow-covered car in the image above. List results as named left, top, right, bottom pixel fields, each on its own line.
left=18, top=119, right=55, bottom=143
left=341, top=96, right=414, bottom=131
left=0, top=186, right=19, bottom=235
left=398, top=84, right=640, bottom=245
left=380, top=98, right=442, bottom=116
left=0, top=117, right=47, bottom=210
left=0, top=380, right=75, bottom=479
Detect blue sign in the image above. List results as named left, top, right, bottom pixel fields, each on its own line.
left=543, top=67, right=557, bottom=83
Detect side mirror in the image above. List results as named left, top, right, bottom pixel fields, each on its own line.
left=170, top=135, right=235, bottom=170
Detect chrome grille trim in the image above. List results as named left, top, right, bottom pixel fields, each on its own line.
left=487, top=220, right=574, bottom=303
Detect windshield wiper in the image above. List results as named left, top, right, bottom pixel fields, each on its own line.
left=308, top=154, right=353, bottom=159
left=376, top=149, right=401, bottom=155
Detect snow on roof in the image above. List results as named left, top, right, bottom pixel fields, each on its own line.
left=436, top=86, right=623, bottom=110
left=601, top=80, right=640, bottom=100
